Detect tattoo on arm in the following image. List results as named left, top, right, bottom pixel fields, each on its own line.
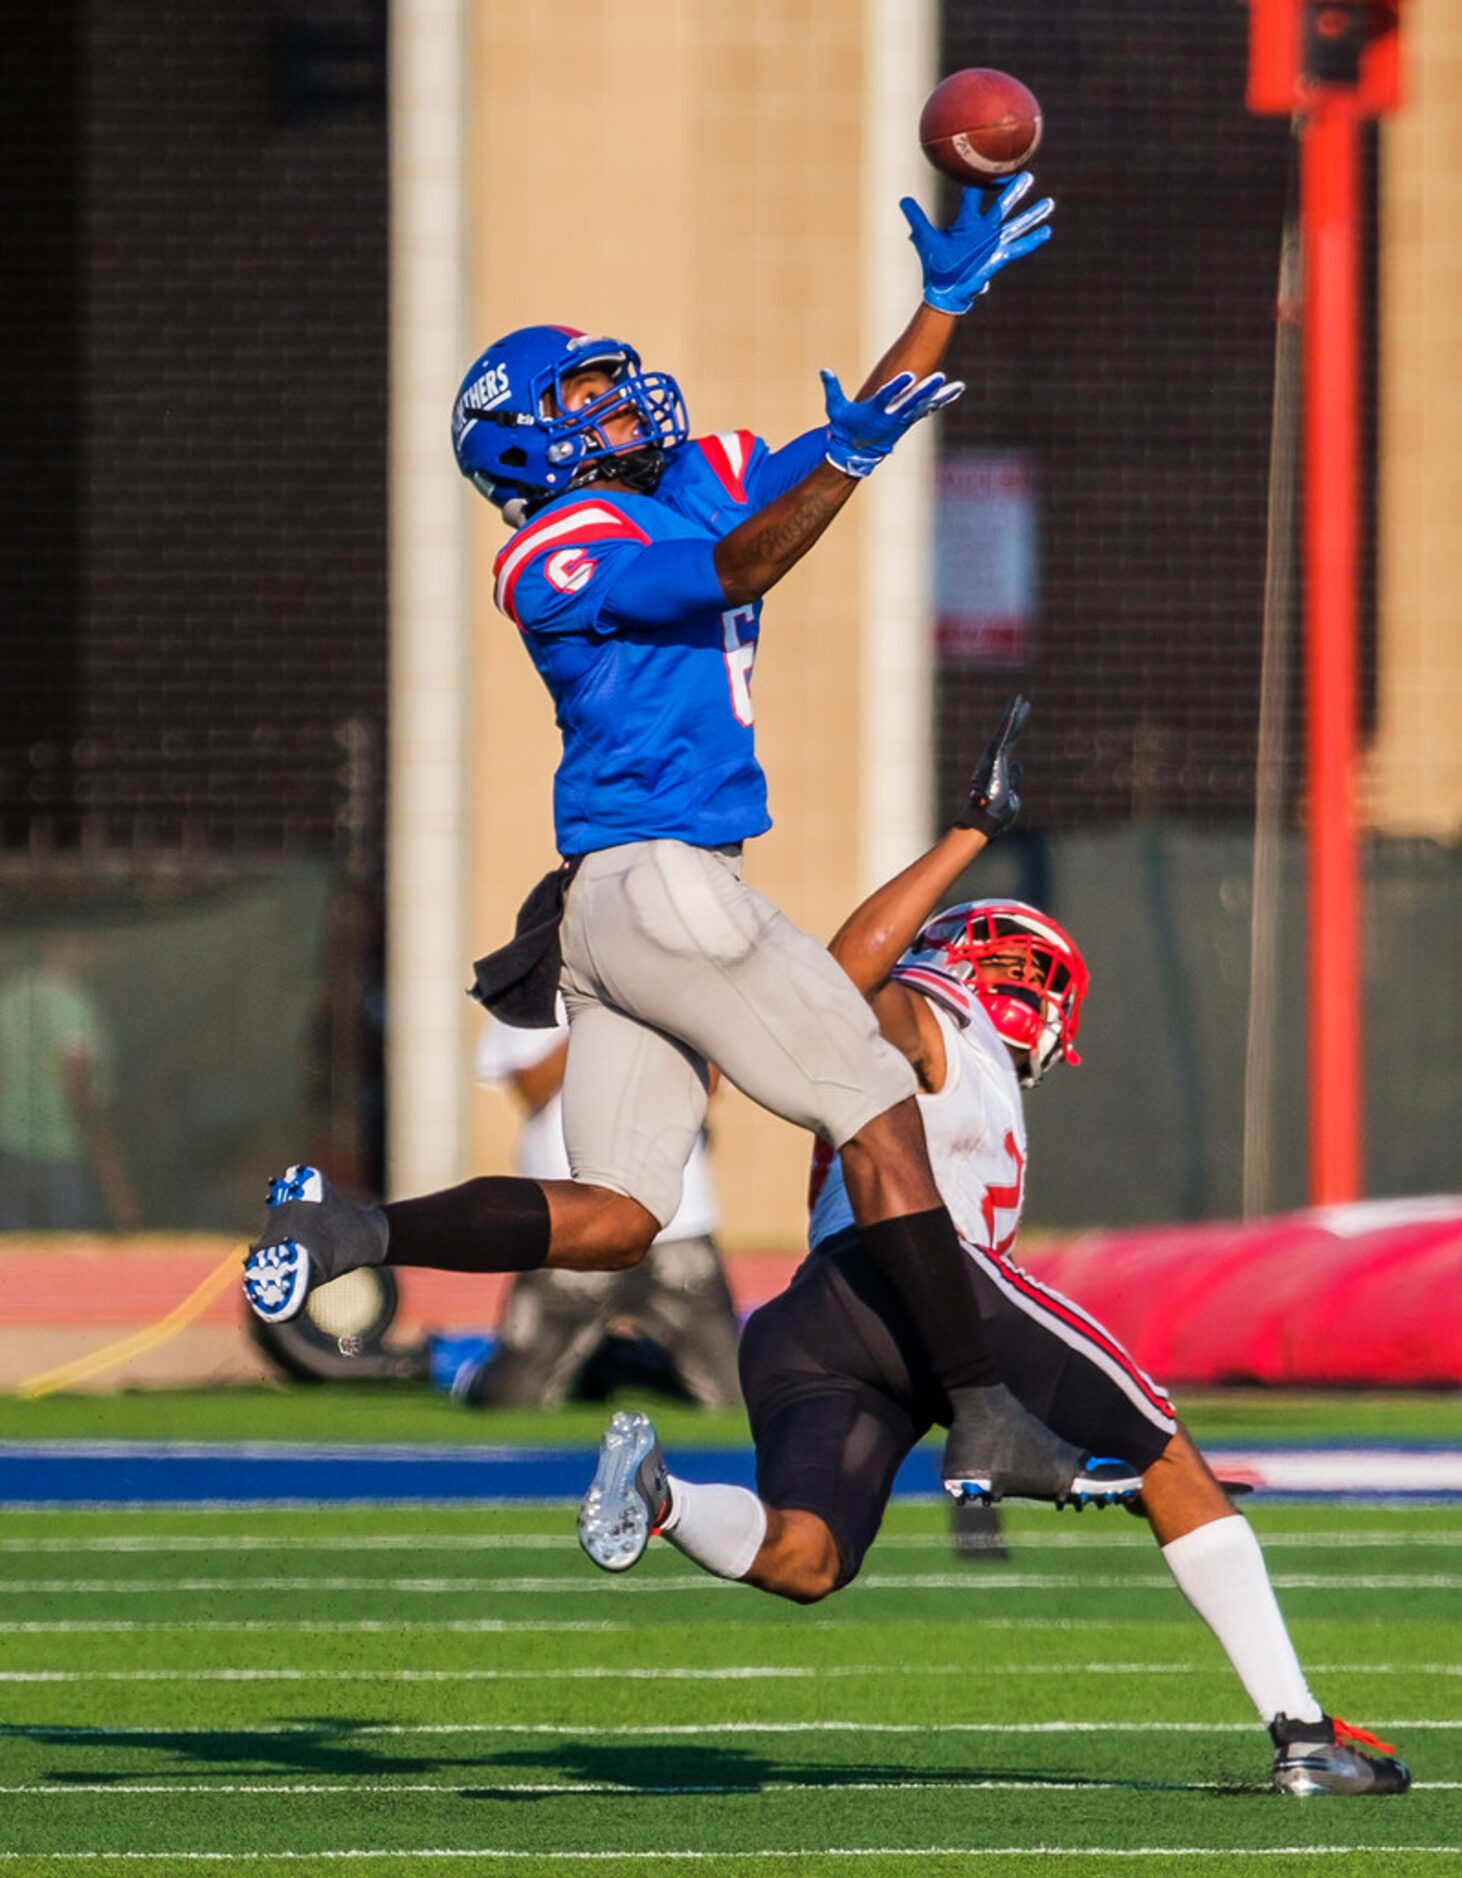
left=740, top=479, right=845, bottom=559
left=715, top=469, right=857, bottom=605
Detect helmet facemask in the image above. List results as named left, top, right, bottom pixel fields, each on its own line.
left=545, top=352, right=683, bottom=497
left=453, top=328, right=689, bottom=523
left=898, top=900, right=1089, bottom=1088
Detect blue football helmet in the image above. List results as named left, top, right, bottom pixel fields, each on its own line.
left=451, top=325, right=690, bottom=524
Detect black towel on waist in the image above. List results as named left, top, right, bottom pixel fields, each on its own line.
left=468, top=855, right=583, bottom=1027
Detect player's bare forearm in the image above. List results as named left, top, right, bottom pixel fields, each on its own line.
left=828, top=825, right=988, bottom=996
left=713, top=461, right=859, bottom=605
left=856, top=303, right=959, bottom=400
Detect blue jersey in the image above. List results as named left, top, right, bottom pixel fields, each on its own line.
left=493, top=427, right=825, bottom=855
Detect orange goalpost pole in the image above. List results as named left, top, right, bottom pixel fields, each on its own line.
left=1300, top=98, right=1364, bottom=1204
left=1249, top=0, right=1405, bottom=1206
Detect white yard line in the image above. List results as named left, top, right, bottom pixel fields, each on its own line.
left=0, top=1845, right=1458, bottom=1862
left=0, top=1615, right=1131, bottom=1635
left=857, top=1572, right=1462, bottom=1591
left=0, top=1534, right=581, bottom=1554
left=0, top=1619, right=635, bottom=1634
left=0, top=1660, right=1453, bottom=1683
left=2, top=1571, right=1459, bottom=1593
left=7, top=1719, right=1456, bottom=1738
left=871, top=1530, right=1461, bottom=1549
left=2, top=1779, right=1459, bottom=1797
left=0, top=1666, right=810, bottom=1684
left=0, top=1527, right=1454, bottom=1554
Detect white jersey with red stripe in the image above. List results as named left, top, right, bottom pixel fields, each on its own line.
left=807, top=967, right=1178, bottom=1435
left=808, top=974, right=1028, bottom=1257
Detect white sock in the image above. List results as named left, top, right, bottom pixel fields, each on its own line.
left=659, top=1475, right=768, bottom=1581
left=1161, top=1514, right=1323, bottom=1725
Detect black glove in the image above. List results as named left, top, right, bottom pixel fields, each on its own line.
left=957, top=695, right=1029, bottom=838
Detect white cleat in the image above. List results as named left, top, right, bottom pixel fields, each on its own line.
left=578, top=1410, right=671, bottom=1574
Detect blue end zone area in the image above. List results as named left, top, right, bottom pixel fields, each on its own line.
left=2, top=1440, right=1460, bottom=1506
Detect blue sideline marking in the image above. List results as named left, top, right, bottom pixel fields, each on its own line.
left=1, top=1440, right=1460, bottom=1507
left=0, top=1442, right=763, bottom=1507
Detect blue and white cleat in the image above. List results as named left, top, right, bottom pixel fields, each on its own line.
left=1055, top=1457, right=1145, bottom=1512
left=241, top=1164, right=387, bottom=1326
left=943, top=1454, right=1143, bottom=1511
left=578, top=1410, right=672, bottom=1574
left=242, top=1236, right=314, bottom=1325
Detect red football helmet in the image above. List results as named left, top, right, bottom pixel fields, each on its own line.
left=893, top=898, right=1089, bottom=1087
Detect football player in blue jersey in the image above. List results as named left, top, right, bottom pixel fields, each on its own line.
left=243, top=176, right=1130, bottom=1506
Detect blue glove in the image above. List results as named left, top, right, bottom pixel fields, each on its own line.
left=900, top=172, right=1055, bottom=316
left=821, top=367, right=965, bottom=479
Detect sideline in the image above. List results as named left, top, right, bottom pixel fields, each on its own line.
left=0, top=1440, right=1460, bottom=1506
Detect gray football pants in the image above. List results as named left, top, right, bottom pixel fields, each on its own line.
left=558, top=839, right=916, bottom=1227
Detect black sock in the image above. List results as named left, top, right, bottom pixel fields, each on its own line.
left=381, top=1178, right=551, bottom=1273
left=857, top=1207, right=997, bottom=1390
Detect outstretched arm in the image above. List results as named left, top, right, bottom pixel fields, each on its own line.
left=861, top=172, right=1054, bottom=394
left=828, top=697, right=1028, bottom=1091
left=855, top=303, right=959, bottom=400
left=830, top=697, right=1029, bottom=998
left=712, top=178, right=1053, bottom=607
left=712, top=459, right=862, bottom=606
left=712, top=371, right=961, bottom=604
left=829, top=825, right=990, bottom=998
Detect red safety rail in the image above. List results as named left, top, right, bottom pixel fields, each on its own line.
left=4, top=1214, right=1455, bottom=1388
left=1020, top=1199, right=1462, bottom=1387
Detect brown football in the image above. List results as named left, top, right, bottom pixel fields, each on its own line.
left=919, top=68, right=1043, bottom=186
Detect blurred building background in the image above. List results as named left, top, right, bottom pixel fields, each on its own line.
left=2, top=0, right=1458, bottom=1249
left=3, top=0, right=388, bottom=1231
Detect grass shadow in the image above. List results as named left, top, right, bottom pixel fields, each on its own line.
left=10, top=1724, right=1253, bottom=1799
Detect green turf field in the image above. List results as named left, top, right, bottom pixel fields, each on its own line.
left=3, top=1382, right=1461, bottom=1448
left=1, top=1488, right=1457, bottom=1875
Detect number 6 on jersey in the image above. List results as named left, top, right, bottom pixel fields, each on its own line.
left=722, top=604, right=757, bottom=726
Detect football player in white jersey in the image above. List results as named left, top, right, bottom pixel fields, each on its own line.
left=579, top=699, right=1411, bottom=1798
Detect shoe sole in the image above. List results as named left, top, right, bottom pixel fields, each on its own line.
left=941, top=1467, right=1144, bottom=1510
left=1274, top=1769, right=1412, bottom=1796
left=1059, top=1465, right=1144, bottom=1511
left=242, top=1240, right=313, bottom=1325
left=1273, top=1758, right=1412, bottom=1796
left=942, top=1476, right=996, bottom=1508
left=578, top=1410, right=660, bottom=1574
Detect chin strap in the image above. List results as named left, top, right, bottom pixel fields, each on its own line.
left=575, top=445, right=668, bottom=497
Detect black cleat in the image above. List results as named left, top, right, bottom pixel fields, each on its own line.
left=1271, top=1714, right=1412, bottom=1795
left=941, top=1383, right=1140, bottom=1508
left=242, top=1164, right=388, bottom=1325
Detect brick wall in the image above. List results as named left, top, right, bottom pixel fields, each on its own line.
left=4, top=0, right=389, bottom=854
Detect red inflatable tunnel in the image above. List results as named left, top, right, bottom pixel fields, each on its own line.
left=1018, top=1196, right=1462, bottom=1388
